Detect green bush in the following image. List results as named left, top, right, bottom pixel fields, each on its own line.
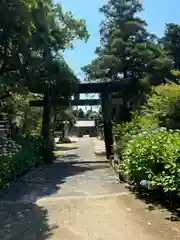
left=113, top=82, right=180, bottom=197
left=114, top=114, right=158, bottom=158
left=121, top=128, right=180, bottom=194
left=114, top=83, right=180, bottom=158
left=142, top=83, right=180, bottom=129
left=0, top=135, right=42, bottom=189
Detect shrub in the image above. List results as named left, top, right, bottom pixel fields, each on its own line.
left=142, top=83, right=180, bottom=129
left=114, top=83, right=180, bottom=159
left=121, top=128, right=180, bottom=194
left=171, top=69, right=180, bottom=81
left=114, top=114, right=158, bottom=159
left=0, top=135, right=42, bottom=189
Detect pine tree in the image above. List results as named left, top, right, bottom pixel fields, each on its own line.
left=83, top=0, right=172, bottom=121
left=161, top=23, right=180, bottom=70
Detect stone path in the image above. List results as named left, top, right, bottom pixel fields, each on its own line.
left=0, top=137, right=180, bottom=239
left=91, top=137, right=106, bottom=156
left=0, top=137, right=126, bottom=202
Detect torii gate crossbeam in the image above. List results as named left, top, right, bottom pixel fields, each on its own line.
left=30, top=80, right=129, bottom=159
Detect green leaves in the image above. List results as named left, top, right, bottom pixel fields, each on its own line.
left=0, top=0, right=89, bottom=98
left=114, top=82, right=180, bottom=195
left=0, top=135, right=41, bottom=189
left=142, top=83, right=180, bottom=129
left=121, top=128, right=180, bottom=194
left=161, top=23, right=180, bottom=69
left=83, top=0, right=147, bottom=78
left=82, top=0, right=172, bottom=123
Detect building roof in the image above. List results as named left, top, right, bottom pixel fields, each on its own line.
left=75, top=120, right=95, bottom=127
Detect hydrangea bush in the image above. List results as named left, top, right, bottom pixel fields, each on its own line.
left=114, top=114, right=158, bottom=160
left=0, top=135, right=41, bottom=189
left=121, top=128, right=180, bottom=194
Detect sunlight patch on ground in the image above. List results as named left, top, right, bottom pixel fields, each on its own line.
left=54, top=142, right=74, bottom=157
left=54, top=150, right=66, bottom=157
left=56, top=143, right=73, bottom=148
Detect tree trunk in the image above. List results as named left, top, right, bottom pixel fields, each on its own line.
left=51, top=106, right=57, bottom=138
left=101, top=91, right=114, bottom=160
left=41, top=93, right=54, bottom=164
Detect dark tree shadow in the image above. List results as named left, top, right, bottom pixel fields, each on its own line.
left=61, top=154, right=108, bottom=164
left=60, top=154, right=79, bottom=160
left=0, top=203, right=57, bottom=240
left=73, top=160, right=108, bottom=164
left=94, top=151, right=106, bottom=157
left=56, top=146, right=78, bottom=151
left=57, top=140, right=77, bottom=144
left=127, top=184, right=180, bottom=222
left=68, top=140, right=77, bottom=143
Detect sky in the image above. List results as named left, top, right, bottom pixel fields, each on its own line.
left=54, top=0, right=180, bottom=79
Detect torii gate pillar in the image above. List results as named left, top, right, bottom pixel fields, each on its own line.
left=101, top=91, right=113, bottom=159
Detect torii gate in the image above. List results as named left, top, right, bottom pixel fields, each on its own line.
left=30, top=81, right=128, bottom=159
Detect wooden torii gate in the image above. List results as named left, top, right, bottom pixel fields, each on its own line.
left=30, top=81, right=127, bottom=159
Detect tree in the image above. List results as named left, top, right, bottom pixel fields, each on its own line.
left=76, top=108, right=85, bottom=119
left=0, top=0, right=38, bottom=89
left=161, top=23, right=180, bottom=70
left=83, top=0, right=171, bottom=122
left=86, top=109, right=100, bottom=120
left=0, top=0, right=89, bottom=94
left=23, top=1, right=89, bottom=95
left=29, top=2, right=89, bottom=163
left=55, top=106, right=75, bottom=128
left=0, top=91, right=43, bottom=139
left=0, top=0, right=90, bottom=163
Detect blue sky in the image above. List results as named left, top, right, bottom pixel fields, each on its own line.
left=54, top=0, right=180, bottom=78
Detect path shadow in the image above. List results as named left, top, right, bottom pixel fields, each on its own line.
left=56, top=146, right=78, bottom=151
left=127, top=184, right=180, bottom=222
left=94, top=152, right=107, bottom=162
left=0, top=203, right=56, bottom=240
left=60, top=154, right=107, bottom=164
left=94, top=151, right=106, bottom=157
left=60, top=154, right=80, bottom=161
left=71, top=161, right=108, bottom=164
left=56, top=140, right=77, bottom=144
left=0, top=153, right=108, bottom=203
